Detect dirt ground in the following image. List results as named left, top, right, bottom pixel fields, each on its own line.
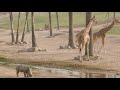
left=0, top=24, right=120, bottom=78
left=0, top=65, right=76, bottom=78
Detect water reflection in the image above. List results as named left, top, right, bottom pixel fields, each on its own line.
left=80, top=72, right=118, bottom=78
left=4, top=63, right=120, bottom=78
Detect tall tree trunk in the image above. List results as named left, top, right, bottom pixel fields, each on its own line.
left=85, top=12, right=93, bottom=56
left=68, top=12, right=75, bottom=48
left=56, top=12, right=59, bottom=30
left=21, top=12, right=29, bottom=42
left=49, top=12, right=52, bottom=36
left=31, top=12, right=37, bottom=47
left=89, top=14, right=94, bottom=56
left=16, top=12, right=21, bottom=44
left=9, top=12, right=15, bottom=43
left=105, top=12, right=109, bottom=19
left=27, top=15, right=30, bottom=32
left=105, top=12, right=110, bottom=25
left=113, top=12, right=116, bottom=19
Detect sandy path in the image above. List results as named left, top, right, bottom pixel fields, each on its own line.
left=0, top=25, right=120, bottom=75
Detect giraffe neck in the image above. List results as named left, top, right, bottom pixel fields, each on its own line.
left=102, top=21, right=114, bottom=34
left=85, top=20, right=94, bottom=33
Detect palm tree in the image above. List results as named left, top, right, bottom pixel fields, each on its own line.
left=56, top=12, right=59, bottom=30
left=9, top=12, right=15, bottom=43
left=49, top=12, right=52, bottom=36
left=68, top=12, right=76, bottom=48
left=15, top=12, right=21, bottom=44
left=21, top=12, right=29, bottom=42
left=31, top=12, right=37, bottom=47
left=85, top=12, right=93, bottom=56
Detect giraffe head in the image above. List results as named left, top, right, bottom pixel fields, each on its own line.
left=113, top=18, right=120, bottom=24
left=91, top=16, right=96, bottom=22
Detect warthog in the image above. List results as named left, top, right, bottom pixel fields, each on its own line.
left=16, top=64, right=32, bottom=78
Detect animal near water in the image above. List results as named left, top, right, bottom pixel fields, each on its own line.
left=76, top=16, right=96, bottom=62
left=16, top=64, right=32, bottom=78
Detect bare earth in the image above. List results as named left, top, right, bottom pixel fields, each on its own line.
left=0, top=25, right=120, bottom=78
left=0, top=65, right=75, bottom=78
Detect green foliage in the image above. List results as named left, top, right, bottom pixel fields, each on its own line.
left=0, top=12, right=120, bottom=34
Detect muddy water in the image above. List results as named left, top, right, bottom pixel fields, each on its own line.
left=0, top=62, right=120, bottom=78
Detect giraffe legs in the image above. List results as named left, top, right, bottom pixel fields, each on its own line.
left=87, top=42, right=90, bottom=61
left=79, top=49, right=83, bottom=62
left=98, top=37, right=105, bottom=54
left=98, top=45, right=103, bottom=54
left=98, top=45, right=106, bottom=54
left=94, top=44, right=97, bottom=55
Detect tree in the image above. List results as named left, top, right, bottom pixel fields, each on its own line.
left=26, top=14, right=30, bottom=32
left=21, top=12, right=29, bottom=42
left=105, top=12, right=110, bottom=25
left=113, top=12, right=116, bottom=19
left=68, top=12, right=76, bottom=48
left=56, top=12, right=59, bottom=30
left=31, top=12, right=37, bottom=47
left=9, top=12, right=15, bottom=43
left=85, top=12, right=93, bottom=56
left=105, top=12, right=109, bottom=19
left=49, top=12, right=52, bottom=36
left=15, top=12, right=21, bottom=44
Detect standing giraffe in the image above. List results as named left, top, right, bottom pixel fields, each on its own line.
left=76, top=16, right=96, bottom=62
left=93, top=18, right=120, bottom=53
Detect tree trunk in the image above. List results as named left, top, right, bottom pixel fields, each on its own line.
left=85, top=12, right=93, bottom=56
left=56, top=12, right=59, bottom=30
left=105, top=12, right=110, bottom=25
left=21, top=12, right=29, bottom=42
left=105, top=12, right=109, bottom=19
left=31, top=12, right=37, bottom=47
left=27, top=15, right=30, bottom=32
left=68, top=12, right=75, bottom=48
left=113, top=12, right=116, bottom=19
left=9, top=12, right=15, bottom=43
left=49, top=12, right=52, bottom=36
left=89, top=20, right=94, bottom=56
left=16, top=12, right=21, bottom=44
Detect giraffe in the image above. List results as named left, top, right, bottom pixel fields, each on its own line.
left=76, top=16, right=96, bottom=62
left=93, top=18, right=120, bottom=53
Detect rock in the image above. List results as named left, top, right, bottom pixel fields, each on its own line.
left=18, top=47, right=47, bottom=53
left=17, top=49, right=26, bottom=53
left=74, top=55, right=91, bottom=61
left=67, top=46, right=72, bottom=49
left=18, top=42, right=22, bottom=44
left=23, top=41, right=28, bottom=44
left=38, top=48, right=47, bottom=52
left=26, top=47, right=36, bottom=52
left=59, top=46, right=64, bottom=49
left=59, top=45, right=72, bottom=49
left=83, top=55, right=89, bottom=61
left=6, top=42, right=15, bottom=45
left=89, top=55, right=101, bottom=60
left=74, top=56, right=79, bottom=60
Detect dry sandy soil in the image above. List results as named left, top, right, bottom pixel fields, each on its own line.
left=0, top=24, right=120, bottom=78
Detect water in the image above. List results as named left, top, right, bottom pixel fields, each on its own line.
left=0, top=62, right=120, bottom=78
